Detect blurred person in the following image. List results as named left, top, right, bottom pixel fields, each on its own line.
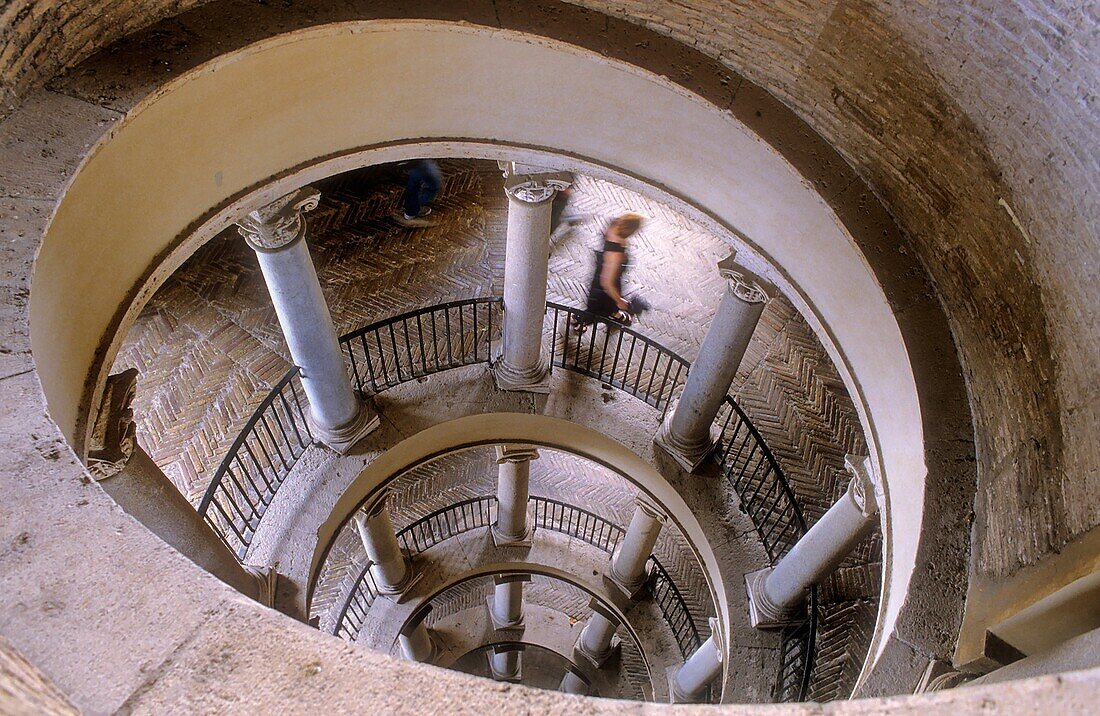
left=572, top=212, right=645, bottom=332
left=397, top=159, right=443, bottom=227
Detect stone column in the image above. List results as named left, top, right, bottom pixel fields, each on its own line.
left=654, top=254, right=771, bottom=472
left=669, top=618, right=724, bottom=703
left=354, top=489, right=419, bottom=600
left=746, top=454, right=879, bottom=628
left=399, top=608, right=436, bottom=662
left=237, top=187, right=378, bottom=454
left=492, top=163, right=572, bottom=393
left=559, top=668, right=590, bottom=695
left=574, top=600, right=622, bottom=668
left=492, top=444, right=539, bottom=546
left=489, top=645, right=522, bottom=682
left=89, top=370, right=277, bottom=607
left=487, top=574, right=530, bottom=629
left=608, top=495, right=667, bottom=598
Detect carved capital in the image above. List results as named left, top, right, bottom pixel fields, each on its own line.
left=237, top=187, right=321, bottom=251
left=634, top=493, right=668, bottom=523
left=501, top=162, right=572, bottom=204
left=358, top=487, right=393, bottom=520
left=716, top=252, right=771, bottom=304
left=844, top=453, right=880, bottom=518
left=496, top=444, right=540, bottom=464
left=86, top=368, right=139, bottom=480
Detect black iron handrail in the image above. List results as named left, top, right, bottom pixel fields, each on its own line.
left=331, top=494, right=702, bottom=659
left=196, top=297, right=502, bottom=557
left=196, top=366, right=313, bottom=558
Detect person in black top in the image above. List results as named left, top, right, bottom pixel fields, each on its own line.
left=573, top=212, right=644, bottom=331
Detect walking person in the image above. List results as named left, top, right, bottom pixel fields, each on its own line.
left=572, top=212, right=645, bottom=332
left=397, top=159, right=443, bottom=227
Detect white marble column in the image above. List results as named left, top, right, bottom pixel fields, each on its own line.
left=654, top=254, right=771, bottom=472
left=574, top=601, right=621, bottom=668
left=237, top=187, right=378, bottom=454
left=489, top=645, right=522, bottom=682
left=559, top=668, right=590, bottom=695
left=492, top=444, right=538, bottom=546
left=487, top=574, right=530, bottom=630
left=354, top=489, right=418, bottom=600
left=492, top=164, right=572, bottom=393
left=608, top=495, right=667, bottom=598
left=399, top=609, right=436, bottom=662
left=746, top=454, right=880, bottom=628
left=669, top=618, right=725, bottom=703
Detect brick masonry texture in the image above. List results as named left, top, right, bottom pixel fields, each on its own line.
left=4, top=0, right=1093, bottom=586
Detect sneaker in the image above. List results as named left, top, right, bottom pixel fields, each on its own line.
left=397, top=213, right=437, bottom=228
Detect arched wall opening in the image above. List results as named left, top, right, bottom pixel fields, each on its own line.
left=27, top=20, right=936, bottom=684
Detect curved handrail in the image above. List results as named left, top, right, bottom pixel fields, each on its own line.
left=332, top=494, right=702, bottom=660
left=196, top=297, right=502, bottom=557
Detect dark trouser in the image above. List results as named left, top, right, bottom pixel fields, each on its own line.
left=403, top=160, right=443, bottom=217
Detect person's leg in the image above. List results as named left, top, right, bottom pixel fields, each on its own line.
left=403, top=164, right=425, bottom=219
left=417, top=160, right=442, bottom=211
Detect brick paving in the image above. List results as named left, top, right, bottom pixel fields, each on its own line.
left=113, top=159, right=878, bottom=700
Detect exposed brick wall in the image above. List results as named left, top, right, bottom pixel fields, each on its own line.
left=569, top=0, right=1099, bottom=580
left=1, top=0, right=1095, bottom=586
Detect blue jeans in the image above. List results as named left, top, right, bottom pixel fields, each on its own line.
left=403, top=160, right=442, bottom=217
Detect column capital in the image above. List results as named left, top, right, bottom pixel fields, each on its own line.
left=635, top=493, right=668, bottom=523
left=844, top=453, right=880, bottom=518
left=86, top=368, right=139, bottom=480
left=705, top=617, right=726, bottom=659
left=358, top=487, right=393, bottom=521
left=717, top=252, right=772, bottom=304
left=501, top=162, right=573, bottom=204
left=237, top=186, right=321, bottom=251
left=496, top=444, right=540, bottom=464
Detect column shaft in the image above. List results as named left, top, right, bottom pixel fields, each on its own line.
left=493, top=445, right=537, bottom=544
left=491, top=581, right=524, bottom=627
left=496, top=192, right=553, bottom=391
left=354, top=501, right=411, bottom=597
left=672, top=633, right=723, bottom=702
left=609, top=497, right=666, bottom=595
left=764, top=480, right=875, bottom=608
left=238, top=188, right=376, bottom=453
left=655, top=260, right=770, bottom=472
left=746, top=455, right=879, bottom=628
left=490, top=649, right=521, bottom=681
left=559, top=670, right=589, bottom=695
left=399, top=622, right=434, bottom=662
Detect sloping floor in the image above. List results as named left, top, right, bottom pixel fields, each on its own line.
left=113, top=158, right=879, bottom=700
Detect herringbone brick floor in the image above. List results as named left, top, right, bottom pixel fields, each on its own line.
left=113, top=159, right=878, bottom=700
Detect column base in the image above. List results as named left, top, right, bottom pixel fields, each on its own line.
left=606, top=545, right=655, bottom=600
left=485, top=595, right=526, bottom=631
left=310, top=400, right=380, bottom=455
left=574, top=632, right=621, bottom=670
left=745, top=567, right=803, bottom=629
left=653, top=402, right=719, bottom=473
left=491, top=522, right=535, bottom=548
left=491, top=347, right=552, bottom=394
left=376, top=568, right=423, bottom=604
left=243, top=564, right=279, bottom=607
left=666, top=664, right=707, bottom=704
left=488, top=651, right=523, bottom=682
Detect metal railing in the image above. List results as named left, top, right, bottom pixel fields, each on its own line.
left=332, top=494, right=701, bottom=659
left=342, top=297, right=501, bottom=395
left=544, top=301, right=815, bottom=701
left=774, top=587, right=818, bottom=702
left=196, top=367, right=313, bottom=558
left=196, top=297, right=502, bottom=557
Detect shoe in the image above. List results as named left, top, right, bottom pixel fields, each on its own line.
left=397, top=213, right=437, bottom=228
